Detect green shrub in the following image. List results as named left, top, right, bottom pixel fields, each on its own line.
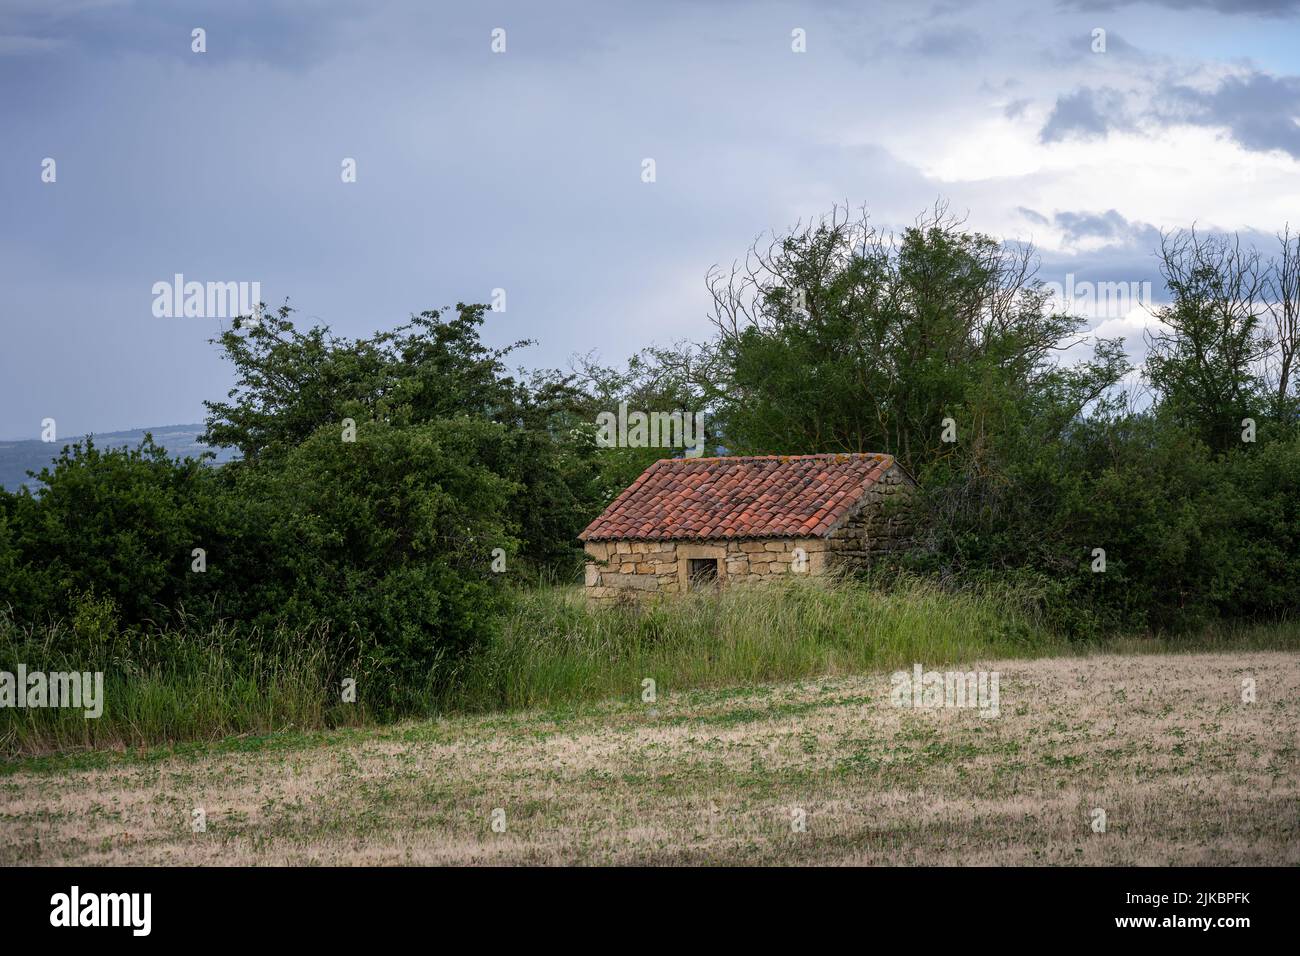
left=208, top=417, right=518, bottom=710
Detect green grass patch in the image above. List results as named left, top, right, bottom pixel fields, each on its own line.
left=439, top=575, right=1064, bottom=713
left=4, top=575, right=1298, bottom=762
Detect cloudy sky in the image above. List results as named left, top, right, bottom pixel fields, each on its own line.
left=2, top=0, right=1298, bottom=439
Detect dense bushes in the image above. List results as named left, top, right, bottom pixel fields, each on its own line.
left=0, top=306, right=601, bottom=713
left=0, top=437, right=225, bottom=625
left=909, top=418, right=1300, bottom=636
left=684, top=204, right=1300, bottom=637
left=221, top=418, right=518, bottom=702
left=0, top=422, right=518, bottom=711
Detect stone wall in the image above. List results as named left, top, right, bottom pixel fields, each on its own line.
left=824, top=462, right=916, bottom=562
left=582, top=463, right=915, bottom=603
left=582, top=536, right=830, bottom=603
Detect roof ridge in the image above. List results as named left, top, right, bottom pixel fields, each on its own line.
left=653, top=452, right=891, bottom=465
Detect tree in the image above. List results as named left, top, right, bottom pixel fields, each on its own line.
left=569, top=342, right=721, bottom=504
left=702, top=203, right=1123, bottom=473
left=1145, top=228, right=1270, bottom=452
left=1263, top=225, right=1300, bottom=424
left=203, top=303, right=602, bottom=573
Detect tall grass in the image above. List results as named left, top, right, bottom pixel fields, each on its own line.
left=438, top=575, right=1066, bottom=712
left=0, top=613, right=365, bottom=757
left=5, top=576, right=1298, bottom=758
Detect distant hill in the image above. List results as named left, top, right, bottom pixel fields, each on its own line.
left=0, top=425, right=239, bottom=492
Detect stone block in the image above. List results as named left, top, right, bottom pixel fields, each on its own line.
left=602, top=572, right=657, bottom=591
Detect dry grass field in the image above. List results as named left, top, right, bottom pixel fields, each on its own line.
left=2, top=650, right=1297, bottom=865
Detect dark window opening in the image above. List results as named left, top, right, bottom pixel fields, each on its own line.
left=688, top=558, right=719, bottom=590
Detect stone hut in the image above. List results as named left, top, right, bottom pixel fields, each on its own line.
left=579, top=453, right=915, bottom=602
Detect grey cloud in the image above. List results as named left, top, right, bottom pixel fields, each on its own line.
left=1037, top=209, right=1162, bottom=276
left=1033, top=211, right=1168, bottom=333
left=1036, top=210, right=1276, bottom=293
left=1004, top=97, right=1032, bottom=119
left=1061, top=0, right=1300, bottom=15
left=1041, top=70, right=1300, bottom=157
left=1039, top=87, right=1132, bottom=142
left=1158, top=71, right=1300, bottom=158
left=906, top=26, right=984, bottom=58
left=1017, top=206, right=1050, bottom=226
left=1054, top=209, right=1161, bottom=245
left=1034, top=27, right=1144, bottom=69
left=0, top=0, right=357, bottom=71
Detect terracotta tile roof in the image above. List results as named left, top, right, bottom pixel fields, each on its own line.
left=579, top=453, right=898, bottom=542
